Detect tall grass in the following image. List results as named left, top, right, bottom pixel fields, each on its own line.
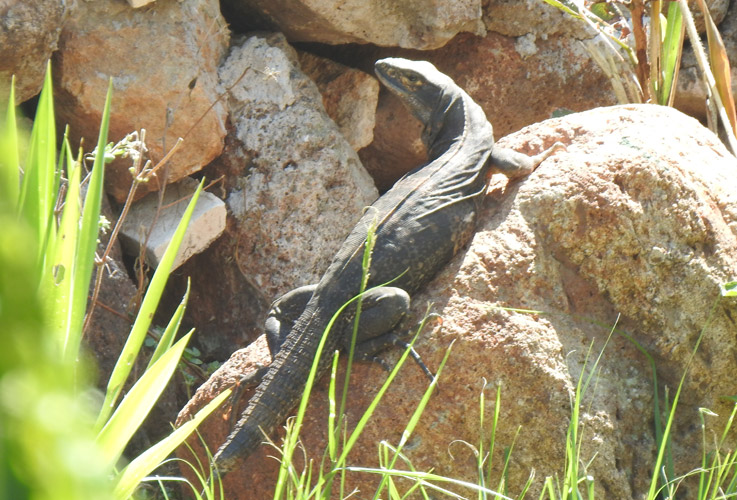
left=0, top=66, right=227, bottom=499
left=541, top=0, right=737, bottom=152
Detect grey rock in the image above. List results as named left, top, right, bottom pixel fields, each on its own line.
left=218, top=34, right=377, bottom=296
left=163, top=34, right=378, bottom=359
left=119, top=177, right=226, bottom=270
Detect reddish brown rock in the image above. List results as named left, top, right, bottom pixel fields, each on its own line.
left=53, top=0, right=229, bottom=202
left=298, top=52, right=379, bottom=151
left=177, top=104, right=737, bottom=499
left=0, top=0, right=70, bottom=103
left=222, top=0, right=485, bottom=49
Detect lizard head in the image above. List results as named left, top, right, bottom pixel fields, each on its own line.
left=374, top=58, right=454, bottom=126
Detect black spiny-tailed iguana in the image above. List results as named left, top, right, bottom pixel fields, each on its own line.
left=212, top=57, right=562, bottom=472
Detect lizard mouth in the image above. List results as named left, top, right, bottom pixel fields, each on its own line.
left=374, top=63, right=400, bottom=91
left=374, top=63, right=432, bottom=124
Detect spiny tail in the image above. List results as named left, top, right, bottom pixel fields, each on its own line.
left=212, top=305, right=339, bottom=473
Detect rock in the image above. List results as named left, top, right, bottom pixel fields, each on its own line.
left=298, top=51, right=379, bottom=151
left=176, top=104, right=737, bottom=498
left=127, top=0, right=156, bottom=7
left=118, top=177, right=226, bottom=270
left=360, top=32, right=616, bottom=189
left=482, top=0, right=585, bottom=38
left=689, top=0, right=730, bottom=33
left=358, top=89, right=426, bottom=192
left=162, top=34, right=378, bottom=360
left=221, top=0, right=485, bottom=49
left=52, top=0, right=229, bottom=203
left=0, top=0, right=70, bottom=103
left=675, top=0, right=737, bottom=122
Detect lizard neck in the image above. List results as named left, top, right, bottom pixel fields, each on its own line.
left=422, top=89, right=493, bottom=161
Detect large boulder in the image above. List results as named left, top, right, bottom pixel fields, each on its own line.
left=221, top=0, right=485, bottom=49
left=177, top=104, right=737, bottom=498
left=52, top=0, right=230, bottom=202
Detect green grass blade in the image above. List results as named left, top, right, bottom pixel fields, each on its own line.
left=112, top=388, right=231, bottom=499
left=489, top=386, right=502, bottom=496
left=0, top=75, right=19, bottom=209
left=539, top=0, right=583, bottom=19
left=71, top=78, right=112, bottom=349
left=646, top=300, right=719, bottom=499
left=147, top=278, right=190, bottom=370
left=18, top=63, right=56, bottom=262
left=48, top=137, right=82, bottom=357
left=371, top=337, right=452, bottom=499
left=96, top=179, right=204, bottom=430
left=327, top=350, right=340, bottom=461
left=660, top=2, right=685, bottom=105
left=336, top=212, right=379, bottom=454
left=97, top=330, right=194, bottom=468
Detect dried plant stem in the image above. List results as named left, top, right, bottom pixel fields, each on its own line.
left=82, top=133, right=184, bottom=335
left=678, top=0, right=737, bottom=153
left=629, top=0, right=652, bottom=102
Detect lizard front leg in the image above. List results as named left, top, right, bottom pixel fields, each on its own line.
left=489, top=142, right=566, bottom=178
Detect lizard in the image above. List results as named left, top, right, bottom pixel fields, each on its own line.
left=212, top=57, right=563, bottom=473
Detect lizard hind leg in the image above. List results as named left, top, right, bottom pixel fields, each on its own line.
left=343, top=287, right=435, bottom=381
left=348, top=286, right=410, bottom=343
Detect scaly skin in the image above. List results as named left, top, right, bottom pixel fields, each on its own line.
left=212, top=57, right=559, bottom=473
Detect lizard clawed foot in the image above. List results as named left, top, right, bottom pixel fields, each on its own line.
left=356, top=332, right=436, bottom=383
left=529, top=141, right=567, bottom=172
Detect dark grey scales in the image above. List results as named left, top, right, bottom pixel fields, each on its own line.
left=212, top=57, right=563, bottom=473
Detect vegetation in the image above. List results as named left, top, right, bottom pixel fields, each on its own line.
left=2, top=2, right=736, bottom=499
left=0, top=66, right=228, bottom=499
left=542, top=0, right=736, bottom=152
left=267, top=291, right=737, bottom=500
